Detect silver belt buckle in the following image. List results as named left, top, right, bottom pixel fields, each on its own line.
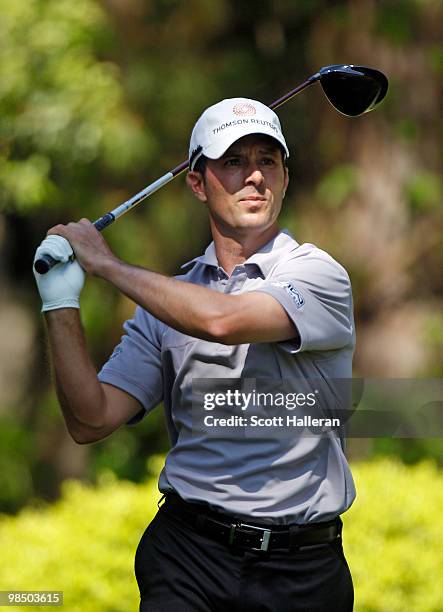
left=240, top=522, right=272, bottom=552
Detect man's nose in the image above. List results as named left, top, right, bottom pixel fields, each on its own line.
left=245, top=167, right=265, bottom=187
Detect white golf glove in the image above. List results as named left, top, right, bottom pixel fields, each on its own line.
left=33, top=235, right=85, bottom=312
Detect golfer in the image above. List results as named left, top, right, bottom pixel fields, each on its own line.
left=34, top=98, right=355, bottom=611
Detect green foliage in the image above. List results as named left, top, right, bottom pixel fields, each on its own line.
left=87, top=411, right=168, bottom=483
left=394, top=118, right=418, bottom=142
left=405, top=171, right=442, bottom=213
left=373, top=439, right=443, bottom=466
left=0, top=470, right=162, bottom=611
left=0, top=0, right=153, bottom=212
left=316, top=164, right=358, bottom=209
left=0, top=459, right=442, bottom=611
left=428, top=45, right=443, bottom=75
left=0, top=418, right=34, bottom=513
left=376, top=1, right=419, bottom=46
left=422, top=313, right=443, bottom=377
left=344, top=459, right=443, bottom=612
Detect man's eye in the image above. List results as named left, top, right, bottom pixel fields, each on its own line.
left=224, top=158, right=241, bottom=166
left=262, top=157, right=276, bottom=165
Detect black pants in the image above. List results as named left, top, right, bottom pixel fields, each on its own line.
left=135, top=506, right=354, bottom=612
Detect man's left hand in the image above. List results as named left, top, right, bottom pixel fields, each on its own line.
left=47, top=218, right=118, bottom=277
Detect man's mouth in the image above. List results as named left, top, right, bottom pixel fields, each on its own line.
left=240, top=195, right=266, bottom=202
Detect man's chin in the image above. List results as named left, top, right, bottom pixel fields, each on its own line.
left=233, top=215, right=277, bottom=233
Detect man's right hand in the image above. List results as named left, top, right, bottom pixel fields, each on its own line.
left=33, top=235, right=86, bottom=312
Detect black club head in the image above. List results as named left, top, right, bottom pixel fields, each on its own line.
left=317, top=64, right=388, bottom=116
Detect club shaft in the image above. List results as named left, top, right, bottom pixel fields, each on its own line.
left=35, top=76, right=319, bottom=273
left=100, top=171, right=174, bottom=226
left=269, top=75, right=319, bottom=110
left=92, top=79, right=319, bottom=226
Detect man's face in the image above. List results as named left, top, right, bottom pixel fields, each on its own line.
left=187, top=134, right=289, bottom=236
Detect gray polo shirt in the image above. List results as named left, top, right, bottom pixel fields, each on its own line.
left=98, top=230, right=356, bottom=524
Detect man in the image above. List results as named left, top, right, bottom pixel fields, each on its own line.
left=34, top=98, right=355, bottom=611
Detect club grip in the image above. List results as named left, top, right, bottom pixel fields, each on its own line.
left=34, top=212, right=116, bottom=275
left=34, top=254, right=58, bottom=275
left=93, top=213, right=115, bottom=232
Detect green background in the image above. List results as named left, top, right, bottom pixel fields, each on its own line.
left=0, top=1, right=442, bottom=609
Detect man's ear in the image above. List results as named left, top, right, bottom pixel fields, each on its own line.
left=283, top=167, right=289, bottom=197
left=186, top=171, right=207, bottom=202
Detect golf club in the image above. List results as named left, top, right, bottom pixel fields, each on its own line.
left=34, top=64, right=388, bottom=274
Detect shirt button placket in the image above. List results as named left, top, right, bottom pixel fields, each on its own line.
left=217, top=267, right=229, bottom=291
left=228, top=266, right=247, bottom=293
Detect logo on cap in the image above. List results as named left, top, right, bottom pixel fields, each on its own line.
left=233, top=103, right=256, bottom=117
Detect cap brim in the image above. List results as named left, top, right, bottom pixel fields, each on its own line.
left=203, top=125, right=289, bottom=161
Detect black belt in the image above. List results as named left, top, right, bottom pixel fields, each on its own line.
left=160, top=493, right=342, bottom=553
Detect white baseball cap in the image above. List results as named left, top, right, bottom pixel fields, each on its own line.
left=189, top=97, right=289, bottom=170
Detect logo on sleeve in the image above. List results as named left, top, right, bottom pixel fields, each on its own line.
left=271, top=281, right=305, bottom=309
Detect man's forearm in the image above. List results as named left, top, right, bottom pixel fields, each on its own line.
left=40, top=220, right=296, bottom=346
left=42, top=219, right=235, bottom=343
left=45, top=309, right=107, bottom=437
left=96, top=257, right=230, bottom=341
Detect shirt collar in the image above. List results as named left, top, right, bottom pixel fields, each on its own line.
left=245, top=230, right=299, bottom=276
left=181, top=241, right=219, bottom=270
left=181, top=229, right=299, bottom=276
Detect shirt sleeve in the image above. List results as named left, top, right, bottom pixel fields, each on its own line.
left=98, top=306, right=164, bottom=425
left=254, top=248, right=355, bottom=353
